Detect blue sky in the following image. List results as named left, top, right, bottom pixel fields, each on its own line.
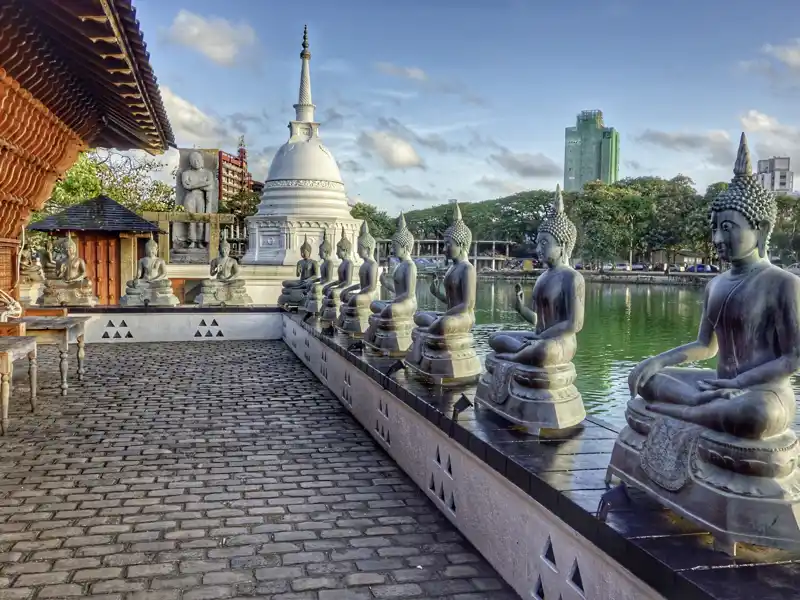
left=134, top=0, right=800, bottom=213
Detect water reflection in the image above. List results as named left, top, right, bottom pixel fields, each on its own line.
left=397, top=277, right=777, bottom=430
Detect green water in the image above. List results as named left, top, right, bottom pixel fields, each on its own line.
left=411, top=278, right=709, bottom=430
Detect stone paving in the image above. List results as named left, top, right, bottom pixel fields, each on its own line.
left=0, top=340, right=518, bottom=600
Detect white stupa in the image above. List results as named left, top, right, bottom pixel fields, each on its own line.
left=243, top=26, right=361, bottom=266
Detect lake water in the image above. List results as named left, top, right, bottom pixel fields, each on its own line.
left=408, top=277, right=750, bottom=430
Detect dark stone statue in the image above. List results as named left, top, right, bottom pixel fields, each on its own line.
left=475, top=185, right=586, bottom=433
left=606, top=133, right=800, bottom=555
left=279, top=235, right=319, bottom=310
left=301, top=232, right=336, bottom=315
left=336, top=222, right=379, bottom=337
left=320, top=228, right=354, bottom=324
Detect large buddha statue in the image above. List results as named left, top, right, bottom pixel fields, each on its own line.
left=279, top=235, right=319, bottom=310
left=336, top=222, right=379, bottom=337
left=40, top=236, right=97, bottom=307
left=302, top=231, right=336, bottom=315
left=405, top=203, right=480, bottom=385
left=607, top=133, right=800, bottom=555
left=196, top=239, right=253, bottom=306
left=121, top=238, right=179, bottom=306
left=320, top=228, right=354, bottom=325
left=364, top=213, right=418, bottom=356
left=475, top=185, right=586, bottom=433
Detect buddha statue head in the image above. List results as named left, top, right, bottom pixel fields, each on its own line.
left=300, top=235, right=312, bottom=259
left=357, top=221, right=376, bottom=261
left=537, top=184, right=577, bottom=266
left=392, top=212, right=415, bottom=260
left=219, top=238, right=231, bottom=258
left=319, top=230, right=332, bottom=260
left=64, top=236, right=77, bottom=259
left=443, top=202, right=472, bottom=261
left=710, top=133, right=777, bottom=262
left=145, top=237, right=158, bottom=258
left=336, top=227, right=352, bottom=260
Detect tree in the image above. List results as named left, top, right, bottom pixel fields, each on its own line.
left=220, top=189, right=260, bottom=222
left=350, top=203, right=394, bottom=238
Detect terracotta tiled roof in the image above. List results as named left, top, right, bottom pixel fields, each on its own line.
left=28, top=195, right=162, bottom=233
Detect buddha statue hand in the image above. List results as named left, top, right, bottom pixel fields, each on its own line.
left=628, top=356, right=665, bottom=399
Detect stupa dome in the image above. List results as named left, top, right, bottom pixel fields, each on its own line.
left=267, top=137, right=343, bottom=184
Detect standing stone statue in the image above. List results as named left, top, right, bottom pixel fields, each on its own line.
left=320, top=228, right=354, bottom=325
left=40, top=236, right=98, bottom=307
left=196, top=239, right=253, bottom=307
left=302, top=231, right=336, bottom=315
left=405, top=203, right=480, bottom=385
left=364, top=213, right=418, bottom=356
left=606, top=133, right=800, bottom=555
left=336, top=222, right=379, bottom=337
left=475, top=185, right=586, bottom=433
left=121, top=238, right=179, bottom=306
left=279, top=235, right=319, bottom=310
left=174, top=149, right=218, bottom=252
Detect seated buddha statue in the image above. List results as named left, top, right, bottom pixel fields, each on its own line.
left=40, top=238, right=58, bottom=281
left=279, top=235, right=319, bottom=310
left=475, top=185, right=586, bottom=433
left=336, top=221, right=379, bottom=336
left=196, top=239, right=253, bottom=306
left=121, top=238, right=179, bottom=307
left=405, top=202, right=481, bottom=385
left=607, top=133, right=800, bottom=555
left=364, top=212, right=418, bottom=356
left=17, top=244, right=45, bottom=306
left=302, top=231, right=336, bottom=316
left=320, top=228, right=354, bottom=324
left=40, top=236, right=98, bottom=307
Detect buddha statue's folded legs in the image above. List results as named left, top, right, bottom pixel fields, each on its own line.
left=640, top=367, right=795, bottom=440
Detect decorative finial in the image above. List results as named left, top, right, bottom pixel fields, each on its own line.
left=397, top=211, right=407, bottom=229
left=360, top=221, right=369, bottom=235
left=734, top=132, right=752, bottom=177
left=452, top=202, right=462, bottom=222
left=554, top=184, right=565, bottom=214
left=300, top=25, right=311, bottom=59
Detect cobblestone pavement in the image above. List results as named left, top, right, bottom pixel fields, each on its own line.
left=0, top=341, right=517, bottom=600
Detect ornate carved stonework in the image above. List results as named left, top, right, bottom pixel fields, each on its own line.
left=263, top=179, right=345, bottom=191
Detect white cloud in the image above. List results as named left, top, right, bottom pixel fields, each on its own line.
left=762, top=39, right=800, bottom=70
left=740, top=110, right=800, bottom=164
left=385, top=183, right=436, bottom=201
left=475, top=176, right=526, bottom=196
left=375, top=62, right=428, bottom=82
left=635, top=129, right=734, bottom=167
left=358, top=131, right=425, bottom=170
left=488, top=148, right=561, bottom=178
left=160, top=86, right=236, bottom=149
left=164, top=10, right=256, bottom=66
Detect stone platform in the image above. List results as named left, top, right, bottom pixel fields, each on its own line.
left=0, top=341, right=516, bottom=599
left=288, top=314, right=800, bottom=600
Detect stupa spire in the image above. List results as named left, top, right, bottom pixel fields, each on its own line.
left=294, top=25, right=315, bottom=122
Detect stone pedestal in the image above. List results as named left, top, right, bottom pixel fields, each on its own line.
left=278, top=286, right=307, bottom=311
left=364, top=314, right=415, bottom=357
left=170, top=247, right=209, bottom=265
left=120, top=282, right=179, bottom=307
left=40, top=280, right=98, bottom=307
left=18, top=280, right=44, bottom=307
left=475, top=353, right=586, bottom=434
left=336, top=300, right=375, bottom=338
left=195, top=281, right=253, bottom=307
left=404, top=327, right=481, bottom=386
left=303, top=284, right=327, bottom=316
left=320, top=290, right=342, bottom=324
left=606, top=396, right=800, bottom=553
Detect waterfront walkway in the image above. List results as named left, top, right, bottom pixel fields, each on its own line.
left=0, top=341, right=517, bottom=600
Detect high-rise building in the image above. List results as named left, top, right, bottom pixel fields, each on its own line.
left=757, top=157, right=794, bottom=193
left=563, top=110, right=620, bottom=193
left=218, top=137, right=254, bottom=205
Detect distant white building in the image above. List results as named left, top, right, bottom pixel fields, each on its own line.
left=757, top=157, right=794, bottom=193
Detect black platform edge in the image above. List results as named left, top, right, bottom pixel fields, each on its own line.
left=291, top=313, right=800, bottom=600
left=67, top=305, right=282, bottom=314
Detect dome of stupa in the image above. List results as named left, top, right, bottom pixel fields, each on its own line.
left=266, top=137, right=343, bottom=184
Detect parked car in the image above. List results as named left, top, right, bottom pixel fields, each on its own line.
left=687, top=264, right=719, bottom=273
left=669, top=264, right=686, bottom=272
left=631, top=263, right=650, bottom=271
left=614, top=263, right=632, bottom=271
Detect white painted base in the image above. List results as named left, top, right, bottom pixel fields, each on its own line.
left=81, top=312, right=283, bottom=343
left=166, top=264, right=293, bottom=306
left=283, top=315, right=664, bottom=600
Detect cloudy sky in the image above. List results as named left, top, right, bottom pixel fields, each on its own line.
left=135, top=0, right=800, bottom=213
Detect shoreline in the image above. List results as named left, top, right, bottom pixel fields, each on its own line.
left=476, top=269, right=713, bottom=287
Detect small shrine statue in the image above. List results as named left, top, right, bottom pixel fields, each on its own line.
left=120, top=238, right=179, bottom=307
left=196, top=239, right=253, bottom=307
left=40, top=236, right=98, bottom=307
left=405, top=203, right=480, bottom=385
left=19, top=244, right=43, bottom=283
left=475, top=185, right=586, bottom=433
left=320, top=228, right=354, bottom=325
left=606, top=133, right=800, bottom=555
left=364, top=213, right=418, bottom=356
left=302, top=231, right=336, bottom=315
left=278, top=235, right=319, bottom=310
left=336, top=222, right=379, bottom=337
left=40, top=238, right=58, bottom=281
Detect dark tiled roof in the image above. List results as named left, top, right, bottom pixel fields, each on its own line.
left=28, top=196, right=161, bottom=233
left=0, top=0, right=174, bottom=153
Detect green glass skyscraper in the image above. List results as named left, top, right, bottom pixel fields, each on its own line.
left=563, top=110, right=620, bottom=193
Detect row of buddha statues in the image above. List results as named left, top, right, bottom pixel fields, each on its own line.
left=281, top=134, right=800, bottom=555
left=20, top=236, right=252, bottom=307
